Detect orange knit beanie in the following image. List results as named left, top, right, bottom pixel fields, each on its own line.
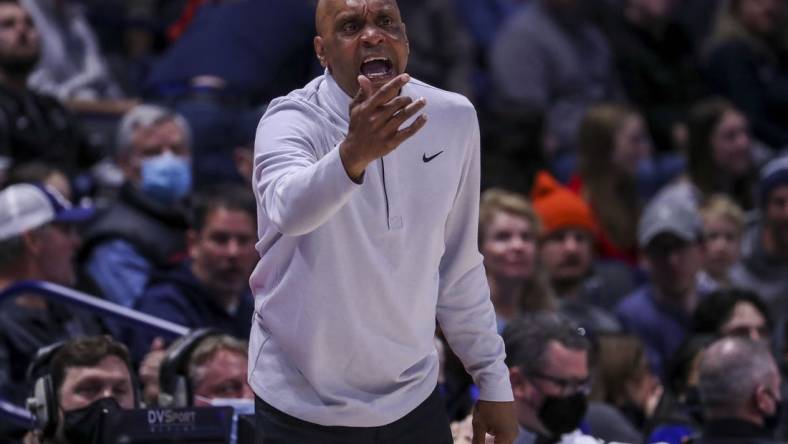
left=530, top=171, right=596, bottom=236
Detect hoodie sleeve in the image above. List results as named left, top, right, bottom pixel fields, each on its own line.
left=253, top=101, right=362, bottom=236
left=435, top=108, right=513, bottom=402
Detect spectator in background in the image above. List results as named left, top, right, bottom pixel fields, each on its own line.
left=660, top=98, right=764, bottom=211
left=692, top=287, right=772, bottom=342
left=189, top=335, right=253, bottom=406
left=0, top=183, right=95, bottom=407
left=587, top=333, right=662, bottom=443
left=502, top=312, right=596, bottom=444
left=128, top=184, right=256, bottom=361
left=0, top=0, right=101, bottom=181
left=531, top=171, right=632, bottom=335
left=5, top=161, right=72, bottom=202
left=703, top=0, right=788, bottom=150
left=616, top=194, right=707, bottom=379
left=479, top=189, right=555, bottom=331
left=490, top=0, right=623, bottom=158
left=694, top=337, right=783, bottom=444
left=24, top=336, right=137, bottom=444
left=571, top=103, right=652, bottom=265
left=698, top=195, right=746, bottom=288
left=79, top=104, right=191, bottom=310
left=397, top=0, right=474, bottom=98
left=145, top=0, right=316, bottom=186
left=606, top=0, right=706, bottom=153
left=21, top=0, right=122, bottom=100
left=647, top=334, right=715, bottom=444
left=731, top=155, right=788, bottom=315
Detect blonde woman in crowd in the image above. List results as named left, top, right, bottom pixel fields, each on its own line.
left=479, top=188, right=555, bottom=331
left=698, top=195, right=746, bottom=288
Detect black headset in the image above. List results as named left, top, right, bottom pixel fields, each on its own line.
left=157, top=328, right=221, bottom=408
left=25, top=339, right=142, bottom=437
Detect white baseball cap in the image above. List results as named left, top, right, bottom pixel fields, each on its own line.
left=0, top=183, right=94, bottom=241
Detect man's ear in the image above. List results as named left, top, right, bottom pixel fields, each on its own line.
left=754, top=384, right=774, bottom=414
left=186, top=229, right=199, bottom=260
left=314, top=36, right=327, bottom=68
left=22, top=229, right=43, bottom=257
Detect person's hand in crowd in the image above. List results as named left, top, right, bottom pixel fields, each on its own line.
left=472, top=400, right=518, bottom=444
left=139, top=337, right=167, bottom=406
left=339, top=74, right=427, bottom=180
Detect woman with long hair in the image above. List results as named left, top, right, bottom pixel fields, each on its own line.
left=660, top=97, right=764, bottom=210
left=704, top=0, right=788, bottom=149
left=571, top=103, right=652, bottom=265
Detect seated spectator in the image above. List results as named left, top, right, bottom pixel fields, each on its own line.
left=0, top=0, right=101, bottom=180
left=646, top=334, right=715, bottom=444
left=479, top=188, right=554, bottom=331
left=5, top=161, right=72, bottom=202
left=21, top=0, right=122, bottom=101
left=616, top=193, right=707, bottom=378
left=503, top=312, right=597, bottom=443
left=698, top=195, right=746, bottom=289
left=571, top=103, right=652, bottom=265
left=703, top=0, right=788, bottom=150
left=397, top=0, right=474, bottom=98
left=606, top=0, right=706, bottom=153
left=79, top=104, right=192, bottom=310
left=692, top=287, right=772, bottom=343
left=731, top=155, right=788, bottom=314
left=587, top=333, right=662, bottom=442
left=188, top=335, right=253, bottom=406
left=694, top=336, right=783, bottom=443
left=531, top=171, right=633, bottom=334
left=25, top=335, right=137, bottom=444
left=128, top=184, right=256, bottom=360
left=659, top=98, right=766, bottom=211
left=0, top=183, right=96, bottom=407
left=145, top=0, right=316, bottom=186
left=489, top=0, right=623, bottom=157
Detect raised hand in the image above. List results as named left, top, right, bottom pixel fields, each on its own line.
left=339, top=74, right=428, bottom=180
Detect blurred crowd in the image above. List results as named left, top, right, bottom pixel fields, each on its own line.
left=2, top=0, right=788, bottom=443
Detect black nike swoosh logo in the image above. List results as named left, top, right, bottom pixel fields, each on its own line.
left=422, top=151, right=444, bottom=163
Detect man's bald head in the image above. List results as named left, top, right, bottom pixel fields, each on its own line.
left=312, top=0, right=408, bottom=97
left=698, top=337, right=778, bottom=417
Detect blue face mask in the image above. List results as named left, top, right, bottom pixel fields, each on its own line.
left=140, top=152, right=192, bottom=204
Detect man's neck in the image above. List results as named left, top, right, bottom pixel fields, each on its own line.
left=552, top=278, right=584, bottom=302
left=191, top=266, right=241, bottom=313
left=761, top=226, right=788, bottom=262
left=0, top=72, right=29, bottom=92
left=653, top=284, right=697, bottom=314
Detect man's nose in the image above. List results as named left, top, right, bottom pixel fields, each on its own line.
left=359, top=24, right=384, bottom=46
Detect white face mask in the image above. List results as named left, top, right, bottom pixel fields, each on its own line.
left=194, top=396, right=255, bottom=444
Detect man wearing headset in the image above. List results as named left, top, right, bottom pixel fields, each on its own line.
left=25, top=336, right=136, bottom=444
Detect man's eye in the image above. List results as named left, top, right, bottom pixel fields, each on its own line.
left=342, top=21, right=359, bottom=33
left=379, top=16, right=393, bottom=27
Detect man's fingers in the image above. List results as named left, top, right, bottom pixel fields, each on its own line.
left=386, top=98, right=427, bottom=132
left=378, top=95, right=413, bottom=116
left=352, top=75, right=372, bottom=105
left=368, top=73, right=410, bottom=106
left=471, top=421, right=487, bottom=444
left=391, top=114, right=427, bottom=146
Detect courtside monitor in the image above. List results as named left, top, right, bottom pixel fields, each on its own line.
left=100, top=406, right=233, bottom=443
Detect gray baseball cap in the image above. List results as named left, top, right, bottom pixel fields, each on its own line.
left=638, top=194, right=702, bottom=248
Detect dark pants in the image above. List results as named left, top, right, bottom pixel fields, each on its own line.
left=255, top=388, right=453, bottom=444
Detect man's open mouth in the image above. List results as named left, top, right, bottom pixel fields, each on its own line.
left=360, top=57, right=394, bottom=80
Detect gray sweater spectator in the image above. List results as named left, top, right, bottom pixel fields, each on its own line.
left=489, top=0, right=623, bottom=156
